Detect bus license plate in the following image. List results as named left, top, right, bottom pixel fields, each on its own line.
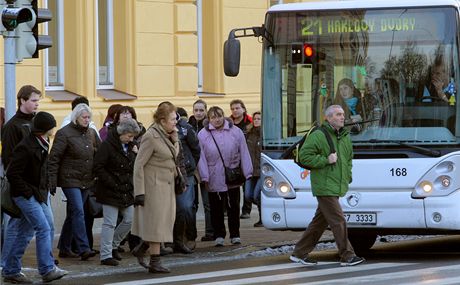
left=344, top=212, right=377, bottom=225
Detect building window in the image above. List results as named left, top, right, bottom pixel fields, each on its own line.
left=45, top=0, right=64, bottom=89
left=96, top=0, right=114, bottom=88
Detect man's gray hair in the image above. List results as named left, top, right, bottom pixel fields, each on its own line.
left=71, top=103, right=92, bottom=124
left=117, top=118, right=141, bottom=136
left=324, top=104, right=344, bottom=117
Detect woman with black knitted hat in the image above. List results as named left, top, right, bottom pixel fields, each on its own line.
left=3, top=112, right=68, bottom=284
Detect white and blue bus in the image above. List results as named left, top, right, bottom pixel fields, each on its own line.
left=224, top=0, right=460, bottom=250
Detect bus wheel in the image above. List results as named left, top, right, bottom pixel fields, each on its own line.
left=348, top=232, right=377, bottom=252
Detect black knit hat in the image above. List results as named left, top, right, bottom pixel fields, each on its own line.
left=176, top=107, right=188, bottom=118
left=32, top=112, right=56, bottom=133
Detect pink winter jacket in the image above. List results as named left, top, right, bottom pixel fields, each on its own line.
left=197, top=118, right=253, bottom=192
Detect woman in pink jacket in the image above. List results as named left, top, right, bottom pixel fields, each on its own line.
left=197, top=106, right=253, bottom=247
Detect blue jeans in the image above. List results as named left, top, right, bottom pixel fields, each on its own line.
left=58, top=188, right=90, bottom=254
left=244, top=177, right=262, bottom=206
left=1, top=214, right=20, bottom=268
left=1, top=194, right=54, bottom=268
left=174, top=176, right=196, bottom=242
left=2, top=196, right=55, bottom=276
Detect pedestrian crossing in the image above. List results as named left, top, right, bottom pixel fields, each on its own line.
left=105, top=261, right=460, bottom=285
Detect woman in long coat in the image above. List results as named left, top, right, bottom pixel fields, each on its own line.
left=131, top=101, right=179, bottom=273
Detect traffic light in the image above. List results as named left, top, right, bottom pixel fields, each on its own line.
left=0, top=0, right=33, bottom=33
left=290, top=43, right=316, bottom=65
left=15, top=0, right=52, bottom=61
left=290, top=43, right=303, bottom=65
left=290, top=43, right=325, bottom=66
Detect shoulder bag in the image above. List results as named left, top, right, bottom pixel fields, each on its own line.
left=209, top=131, right=246, bottom=187
left=1, top=166, right=22, bottom=218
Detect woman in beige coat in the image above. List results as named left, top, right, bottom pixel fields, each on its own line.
left=131, top=101, right=179, bottom=273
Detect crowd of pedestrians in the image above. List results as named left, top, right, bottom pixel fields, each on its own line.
left=1, top=85, right=260, bottom=282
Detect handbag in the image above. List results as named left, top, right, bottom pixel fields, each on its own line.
left=1, top=167, right=22, bottom=218
left=210, top=132, right=246, bottom=186
left=85, top=190, right=103, bottom=218
left=174, top=165, right=187, bottom=195
left=224, top=166, right=245, bottom=186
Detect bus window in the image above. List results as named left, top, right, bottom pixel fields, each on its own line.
left=262, top=6, right=460, bottom=150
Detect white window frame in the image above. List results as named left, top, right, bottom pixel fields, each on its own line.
left=197, top=0, right=203, bottom=92
left=96, top=0, right=114, bottom=89
left=44, top=0, right=65, bottom=90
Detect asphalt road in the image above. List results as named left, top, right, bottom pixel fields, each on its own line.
left=47, top=235, right=460, bottom=285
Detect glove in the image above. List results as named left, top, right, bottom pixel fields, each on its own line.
left=134, top=194, right=145, bottom=207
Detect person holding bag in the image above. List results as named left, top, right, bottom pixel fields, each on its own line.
left=2, top=112, right=68, bottom=283
left=94, top=118, right=140, bottom=266
left=131, top=101, right=180, bottom=274
left=197, top=106, right=252, bottom=247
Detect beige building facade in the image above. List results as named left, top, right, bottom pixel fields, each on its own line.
left=0, top=0, right=312, bottom=229
left=0, top=0, right=311, bottom=127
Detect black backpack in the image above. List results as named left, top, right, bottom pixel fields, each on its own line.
left=293, top=125, right=335, bottom=170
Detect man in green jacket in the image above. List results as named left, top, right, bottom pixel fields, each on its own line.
left=290, top=105, right=365, bottom=267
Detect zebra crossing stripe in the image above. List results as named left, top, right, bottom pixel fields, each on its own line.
left=191, top=262, right=406, bottom=285
left=285, top=263, right=460, bottom=285
left=104, top=262, right=322, bottom=285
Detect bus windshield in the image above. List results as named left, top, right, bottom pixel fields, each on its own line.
left=262, top=7, right=460, bottom=150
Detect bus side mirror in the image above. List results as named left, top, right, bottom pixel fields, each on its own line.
left=223, top=38, right=241, bottom=77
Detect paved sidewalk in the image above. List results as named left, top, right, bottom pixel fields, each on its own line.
left=17, top=210, right=334, bottom=280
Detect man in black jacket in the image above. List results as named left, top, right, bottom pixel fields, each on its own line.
left=173, top=108, right=200, bottom=253
left=188, top=99, right=214, bottom=242
left=229, top=99, right=253, bottom=219
left=1, top=85, right=41, bottom=270
left=1, top=85, right=41, bottom=167
left=3, top=112, right=68, bottom=283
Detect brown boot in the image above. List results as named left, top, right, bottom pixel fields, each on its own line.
left=148, top=255, right=170, bottom=273
left=131, top=241, right=149, bottom=269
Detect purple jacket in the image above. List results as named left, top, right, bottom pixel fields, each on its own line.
left=198, top=118, right=253, bottom=192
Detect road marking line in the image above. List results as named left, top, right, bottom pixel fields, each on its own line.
left=291, top=263, right=460, bottom=285
left=192, top=262, right=409, bottom=285
left=104, top=262, right=334, bottom=285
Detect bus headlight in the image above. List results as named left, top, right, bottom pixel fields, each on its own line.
left=277, top=181, right=295, bottom=198
left=278, top=182, right=290, bottom=194
left=264, top=177, right=274, bottom=190
left=261, top=163, right=274, bottom=175
left=420, top=181, right=433, bottom=193
left=441, top=176, right=451, bottom=187
left=412, top=156, right=460, bottom=198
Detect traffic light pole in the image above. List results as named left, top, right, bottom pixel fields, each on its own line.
left=4, top=30, right=16, bottom=121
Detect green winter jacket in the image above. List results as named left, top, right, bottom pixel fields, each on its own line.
left=298, top=123, right=353, bottom=197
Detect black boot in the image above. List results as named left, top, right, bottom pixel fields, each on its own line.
left=148, top=255, right=170, bottom=273
left=131, top=241, right=149, bottom=269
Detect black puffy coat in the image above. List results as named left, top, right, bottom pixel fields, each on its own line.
left=48, top=122, right=100, bottom=190
left=7, top=133, right=50, bottom=203
left=177, top=118, right=200, bottom=176
left=188, top=115, right=204, bottom=134
left=93, top=127, right=136, bottom=208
